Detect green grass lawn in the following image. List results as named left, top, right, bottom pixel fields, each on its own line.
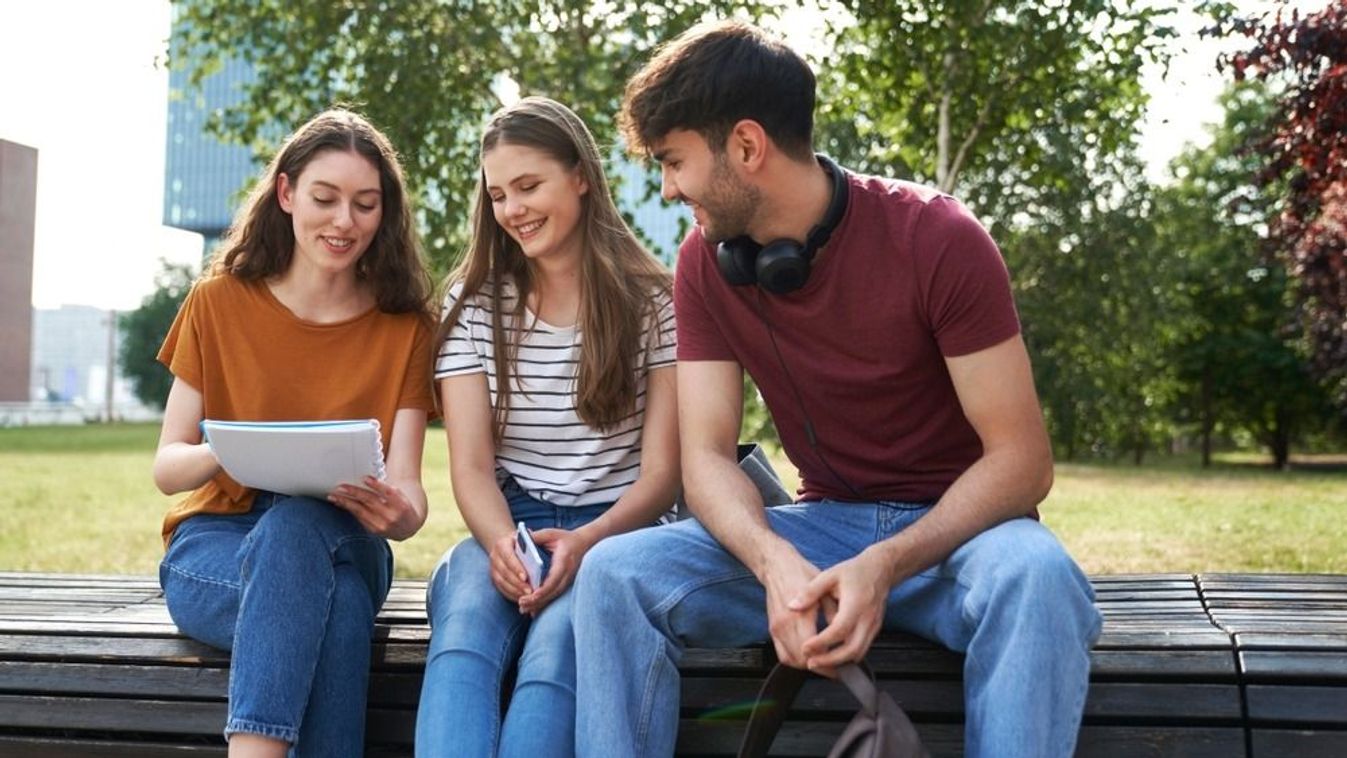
left=1, top=423, right=1343, bottom=578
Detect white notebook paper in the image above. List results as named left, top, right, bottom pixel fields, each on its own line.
left=201, top=419, right=386, bottom=498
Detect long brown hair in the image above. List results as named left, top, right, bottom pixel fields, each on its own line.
left=437, top=96, right=672, bottom=440
left=209, top=108, right=432, bottom=318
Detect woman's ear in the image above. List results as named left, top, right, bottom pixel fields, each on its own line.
left=276, top=172, right=295, bottom=213
left=573, top=168, right=589, bottom=197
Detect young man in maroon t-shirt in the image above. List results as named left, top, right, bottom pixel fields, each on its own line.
left=571, top=20, right=1101, bottom=758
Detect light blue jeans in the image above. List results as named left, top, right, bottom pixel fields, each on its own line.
left=159, top=493, right=393, bottom=757
left=571, top=501, right=1102, bottom=758
left=415, top=482, right=613, bottom=758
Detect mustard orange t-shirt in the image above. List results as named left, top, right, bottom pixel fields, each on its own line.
left=156, top=274, right=436, bottom=543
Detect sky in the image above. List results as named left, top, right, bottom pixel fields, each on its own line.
left=0, top=1, right=1321, bottom=312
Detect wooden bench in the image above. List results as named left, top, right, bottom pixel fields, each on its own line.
left=1, top=572, right=1344, bottom=757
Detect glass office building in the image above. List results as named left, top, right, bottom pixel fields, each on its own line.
left=161, top=38, right=688, bottom=261
left=162, top=56, right=257, bottom=252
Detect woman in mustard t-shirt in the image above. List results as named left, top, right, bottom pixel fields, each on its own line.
left=153, top=110, right=436, bottom=758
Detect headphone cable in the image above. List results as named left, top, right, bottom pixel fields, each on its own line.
left=752, top=289, right=865, bottom=500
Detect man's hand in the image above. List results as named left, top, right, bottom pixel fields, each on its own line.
left=761, top=544, right=825, bottom=670
left=791, top=545, right=895, bottom=677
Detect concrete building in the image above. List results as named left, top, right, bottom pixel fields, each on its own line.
left=28, top=305, right=155, bottom=422
left=0, top=140, right=38, bottom=403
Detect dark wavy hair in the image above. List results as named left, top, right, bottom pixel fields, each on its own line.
left=209, top=108, right=432, bottom=317
left=437, top=97, right=672, bottom=439
left=619, top=19, right=816, bottom=161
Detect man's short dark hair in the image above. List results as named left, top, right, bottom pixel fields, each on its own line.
left=620, top=20, right=816, bottom=161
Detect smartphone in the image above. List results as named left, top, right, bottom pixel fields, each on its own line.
left=513, top=521, right=549, bottom=589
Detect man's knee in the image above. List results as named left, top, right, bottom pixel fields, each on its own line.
left=965, top=520, right=1100, bottom=639
left=574, top=531, right=650, bottom=613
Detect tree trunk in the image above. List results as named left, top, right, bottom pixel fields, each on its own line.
left=1200, top=368, right=1213, bottom=468
left=1271, top=406, right=1291, bottom=471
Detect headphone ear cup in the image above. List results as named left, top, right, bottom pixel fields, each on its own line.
left=755, top=240, right=811, bottom=295
left=716, top=237, right=760, bottom=286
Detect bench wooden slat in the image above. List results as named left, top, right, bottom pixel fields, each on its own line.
left=1088, top=650, right=1236, bottom=680
left=0, top=661, right=228, bottom=698
left=1250, top=729, right=1347, bottom=758
left=1233, top=632, right=1347, bottom=651
left=1245, top=685, right=1347, bottom=726
left=1240, top=651, right=1347, bottom=680
left=0, top=694, right=225, bottom=734
left=0, top=736, right=225, bottom=757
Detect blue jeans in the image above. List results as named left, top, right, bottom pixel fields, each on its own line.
left=159, top=493, right=393, bottom=757
left=416, top=484, right=612, bottom=758
left=571, top=501, right=1102, bottom=758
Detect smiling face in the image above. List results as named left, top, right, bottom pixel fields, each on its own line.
left=277, top=148, right=383, bottom=278
left=482, top=141, right=589, bottom=264
left=652, top=128, right=759, bottom=243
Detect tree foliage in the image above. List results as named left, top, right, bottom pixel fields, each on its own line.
left=1155, top=81, right=1331, bottom=468
left=169, top=0, right=772, bottom=271
left=1007, top=157, right=1180, bottom=462
left=119, top=261, right=198, bottom=410
left=818, top=0, right=1175, bottom=234
left=1222, top=0, right=1347, bottom=407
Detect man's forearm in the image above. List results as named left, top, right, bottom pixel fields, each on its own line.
left=870, top=444, right=1052, bottom=587
left=684, top=449, right=798, bottom=579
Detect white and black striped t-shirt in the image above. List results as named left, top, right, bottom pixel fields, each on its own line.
left=435, top=278, right=676, bottom=506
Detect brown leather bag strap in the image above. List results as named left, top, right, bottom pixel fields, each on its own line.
left=736, top=662, right=810, bottom=758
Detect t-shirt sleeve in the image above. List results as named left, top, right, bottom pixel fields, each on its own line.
left=398, top=316, right=439, bottom=415
left=156, top=281, right=205, bottom=390
left=434, top=284, right=488, bottom=378
left=674, top=232, right=736, bottom=362
left=645, top=288, right=677, bottom=371
left=912, top=196, right=1021, bottom=357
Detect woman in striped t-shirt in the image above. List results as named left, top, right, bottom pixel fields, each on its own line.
left=414, top=97, right=679, bottom=757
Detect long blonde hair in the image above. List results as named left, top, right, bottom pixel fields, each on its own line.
left=437, top=97, right=672, bottom=440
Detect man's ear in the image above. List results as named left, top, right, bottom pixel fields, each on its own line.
left=726, top=119, right=769, bottom=173
left=277, top=173, right=295, bottom=213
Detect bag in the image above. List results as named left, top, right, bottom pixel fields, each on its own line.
left=737, top=661, right=929, bottom=758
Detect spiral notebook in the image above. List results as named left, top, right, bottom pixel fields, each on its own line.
left=201, top=419, right=386, bottom=498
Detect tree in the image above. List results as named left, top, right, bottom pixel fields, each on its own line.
left=169, top=0, right=772, bottom=270
left=811, top=1, right=1181, bottom=461
left=120, top=261, right=197, bottom=409
left=817, top=0, right=1175, bottom=234
left=1008, top=163, right=1182, bottom=463
left=1155, top=81, right=1331, bottom=468
left=1222, top=0, right=1347, bottom=408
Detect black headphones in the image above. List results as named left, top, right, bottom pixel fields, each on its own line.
left=715, top=153, right=850, bottom=295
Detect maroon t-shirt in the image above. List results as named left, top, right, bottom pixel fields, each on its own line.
left=675, top=172, right=1021, bottom=504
